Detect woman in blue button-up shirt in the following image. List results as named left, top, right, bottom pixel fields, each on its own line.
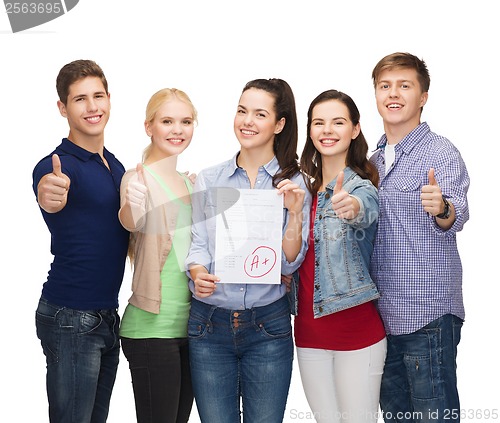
left=185, top=78, right=311, bottom=423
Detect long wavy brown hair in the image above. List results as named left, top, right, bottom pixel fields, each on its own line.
left=300, top=90, right=379, bottom=195
left=242, top=79, right=301, bottom=186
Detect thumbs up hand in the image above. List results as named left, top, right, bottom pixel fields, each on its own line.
left=37, top=154, right=71, bottom=213
left=126, top=163, right=148, bottom=215
left=331, top=171, right=359, bottom=219
left=420, top=168, right=444, bottom=216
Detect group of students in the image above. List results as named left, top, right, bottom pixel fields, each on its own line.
left=33, top=52, right=470, bottom=423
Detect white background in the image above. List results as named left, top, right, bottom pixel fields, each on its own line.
left=1, top=1, right=498, bottom=421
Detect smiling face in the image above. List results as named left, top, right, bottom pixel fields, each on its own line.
left=58, top=76, right=110, bottom=144
left=375, top=67, right=428, bottom=140
left=310, top=99, right=360, bottom=162
left=233, top=88, right=285, bottom=154
left=145, top=98, right=194, bottom=161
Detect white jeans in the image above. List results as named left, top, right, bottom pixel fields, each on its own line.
left=297, top=338, right=387, bottom=423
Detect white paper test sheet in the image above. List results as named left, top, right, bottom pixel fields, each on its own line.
left=214, top=188, right=283, bottom=284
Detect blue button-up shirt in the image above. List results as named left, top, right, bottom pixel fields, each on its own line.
left=186, top=153, right=311, bottom=310
left=369, top=123, right=470, bottom=335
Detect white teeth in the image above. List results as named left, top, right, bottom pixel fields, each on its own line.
left=388, top=104, right=401, bottom=109
left=86, top=116, right=100, bottom=122
left=242, top=130, right=256, bottom=135
left=321, top=140, right=336, bottom=145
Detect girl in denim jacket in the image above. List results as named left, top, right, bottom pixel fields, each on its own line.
left=293, top=90, right=387, bottom=423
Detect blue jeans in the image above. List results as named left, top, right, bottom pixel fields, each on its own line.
left=121, top=337, right=193, bottom=423
left=380, top=314, right=463, bottom=423
left=35, top=297, right=120, bottom=423
left=188, top=296, right=293, bottom=423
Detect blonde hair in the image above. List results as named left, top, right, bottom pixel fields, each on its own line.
left=142, top=88, right=198, bottom=161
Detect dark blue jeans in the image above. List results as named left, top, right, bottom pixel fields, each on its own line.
left=380, top=314, right=463, bottom=423
left=188, top=296, right=293, bottom=423
left=35, top=297, right=120, bottom=423
left=121, top=337, right=193, bottom=423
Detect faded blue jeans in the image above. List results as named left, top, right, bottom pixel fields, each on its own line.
left=380, top=314, right=463, bottom=423
left=35, top=296, right=120, bottom=423
left=188, top=295, right=293, bottom=423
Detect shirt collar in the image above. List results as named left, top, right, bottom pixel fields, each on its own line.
left=58, top=138, right=115, bottom=162
left=325, top=166, right=356, bottom=191
left=225, top=152, right=279, bottom=178
left=376, top=122, right=430, bottom=154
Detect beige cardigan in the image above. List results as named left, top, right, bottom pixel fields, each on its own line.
left=119, top=168, right=191, bottom=314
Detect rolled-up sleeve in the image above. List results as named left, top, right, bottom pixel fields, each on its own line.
left=431, top=145, right=470, bottom=236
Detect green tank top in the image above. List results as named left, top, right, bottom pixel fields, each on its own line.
left=120, top=165, right=192, bottom=339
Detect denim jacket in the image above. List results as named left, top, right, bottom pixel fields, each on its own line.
left=289, top=167, right=380, bottom=318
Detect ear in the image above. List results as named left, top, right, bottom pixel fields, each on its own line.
left=274, top=117, right=286, bottom=134
left=144, top=121, right=152, bottom=137
left=57, top=100, right=67, bottom=118
left=351, top=123, right=361, bottom=140
left=420, top=92, right=429, bottom=108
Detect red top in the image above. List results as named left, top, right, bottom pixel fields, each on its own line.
left=294, top=196, right=386, bottom=351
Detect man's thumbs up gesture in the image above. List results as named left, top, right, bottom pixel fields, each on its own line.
left=331, top=170, right=359, bottom=220
left=37, top=154, right=71, bottom=213
left=420, top=168, right=444, bottom=216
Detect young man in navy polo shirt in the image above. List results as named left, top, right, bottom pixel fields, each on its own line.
left=33, top=60, right=129, bottom=423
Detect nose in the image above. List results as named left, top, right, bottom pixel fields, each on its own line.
left=323, top=122, right=334, bottom=133
left=86, top=98, right=98, bottom=112
left=243, top=113, right=254, bottom=126
left=172, top=122, right=183, bottom=134
left=389, top=85, right=399, bottom=98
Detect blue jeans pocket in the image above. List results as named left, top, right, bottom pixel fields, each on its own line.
left=79, top=312, right=102, bottom=335
left=256, top=310, right=291, bottom=339
left=35, top=298, right=63, bottom=364
left=187, top=311, right=211, bottom=339
left=405, top=327, right=443, bottom=400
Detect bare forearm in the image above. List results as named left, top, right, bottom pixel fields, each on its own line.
left=282, top=211, right=302, bottom=262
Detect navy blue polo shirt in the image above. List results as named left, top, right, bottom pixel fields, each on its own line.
left=33, top=138, right=129, bottom=310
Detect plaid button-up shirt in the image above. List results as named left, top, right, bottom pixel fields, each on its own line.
left=369, top=122, right=470, bottom=335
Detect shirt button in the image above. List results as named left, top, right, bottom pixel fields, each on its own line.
left=318, top=215, right=323, bottom=220
left=325, top=193, right=330, bottom=199
left=233, top=312, right=239, bottom=317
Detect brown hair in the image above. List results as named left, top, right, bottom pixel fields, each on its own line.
left=242, top=79, right=301, bottom=187
left=300, top=90, right=379, bottom=194
left=372, top=52, right=430, bottom=93
left=56, top=59, right=108, bottom=105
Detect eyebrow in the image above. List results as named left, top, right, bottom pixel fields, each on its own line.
left=312, top=116, right=348, bottom=122
left=379, top=79, right=414, bottom=85
left=71, top=91, right=107, bottom=99
left=159, top=115, right=193, bottom=120
left=238, top=105, right=270, bottom=114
